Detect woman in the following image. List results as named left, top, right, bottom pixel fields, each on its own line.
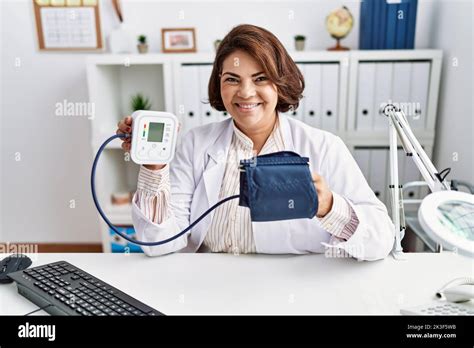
left=117, top=24, right=395, bottom=260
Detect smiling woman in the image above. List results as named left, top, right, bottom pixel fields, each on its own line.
left=209, top=25, right=304, bottom=145
left=116, top=24, right=395, bottom=260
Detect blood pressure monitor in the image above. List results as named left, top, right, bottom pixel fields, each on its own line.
left=130, top=110, right=178, bottom=165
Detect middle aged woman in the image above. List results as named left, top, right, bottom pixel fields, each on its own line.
left=116, top=24, right=395, bottom=260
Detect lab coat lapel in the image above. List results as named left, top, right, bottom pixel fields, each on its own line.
left=202, top=119, right=234, bottom=212
left=278, top=114, right=296, bottom=152
left=189, top=120, right=233, bottom=250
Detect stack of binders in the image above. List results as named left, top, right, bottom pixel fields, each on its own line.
left=359, top=0, right=418, bottom=49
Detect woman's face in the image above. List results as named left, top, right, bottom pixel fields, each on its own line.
left=220, top=50, right=278, bottom=130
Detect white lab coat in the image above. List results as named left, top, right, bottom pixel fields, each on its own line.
left=132, top=115, right=395, bottom=260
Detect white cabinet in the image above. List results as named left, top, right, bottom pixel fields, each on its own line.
left=391, top=62, right=412, bottom=121
left=198, top=64, right=218, bottom=125
left=347, top=51, right=440, bottom=215
left=179, top=63, right=228, bottom=132
left=180, top=65, right=201, bottom=133
left=356, top=63, right=376, bottom=130
left=353, top=146, right=428, bottom=208
left=409, top=62, right=430, bottom=130
left=354, top=60, right=432, bottom=133
left=373, top=63, right=393, bottom=130
left=320, top=64, right=339, bottom=132
left=303, top=63, right=322, bottom=128
left=353, top=148, right=389, bottom=204
left=369, top=149, right=389, bottom=203
left=286, top=62, right=339, bottom=132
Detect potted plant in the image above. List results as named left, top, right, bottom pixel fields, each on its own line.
left=131, top=93, right=152, bottom=112
left=137, top=34, right=148, bottom=54
left=294, top=35, right=306, bottom=51
left=214, top=39, right=222, bottom=51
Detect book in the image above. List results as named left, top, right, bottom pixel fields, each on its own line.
left=396, top=1, right=409, bottom=48
left=406, top=0, right=418, bottom=48
left=359, top=0, right=374, bottom=49
left=385, top=2, right=397, bottom=49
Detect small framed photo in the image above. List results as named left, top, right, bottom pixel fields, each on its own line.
left=161, top=28, right=196, bottom=53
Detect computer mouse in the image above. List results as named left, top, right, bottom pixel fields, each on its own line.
left=442, top=285, right=474, bottom=303
left=0, top=254, right=32, bottom=284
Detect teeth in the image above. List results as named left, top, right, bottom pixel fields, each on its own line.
left=238, top=103, right=259, bottom=109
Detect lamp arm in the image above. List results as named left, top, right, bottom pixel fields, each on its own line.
left=384, top=105, right=450, bottom=193
left=383, top=104, right=451, bottom=258
left=389, top=114, right=436, bottom=190
left=388, top=116, right=403, bottom=255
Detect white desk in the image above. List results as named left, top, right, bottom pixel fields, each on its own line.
left=0, top=252, right=472, bottom=315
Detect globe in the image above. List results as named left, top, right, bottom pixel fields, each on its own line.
left=326, top=6, right=353, bottom=51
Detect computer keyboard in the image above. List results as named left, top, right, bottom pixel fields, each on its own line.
left=7, top=261, right=163, bottom=316
left=400, top=301, right=474, bottom=315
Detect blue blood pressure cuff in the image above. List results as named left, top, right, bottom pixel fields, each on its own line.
left=239, top=151, right=318, bottom=222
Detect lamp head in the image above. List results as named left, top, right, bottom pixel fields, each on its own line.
left=419, top=191, right=474, bottom=258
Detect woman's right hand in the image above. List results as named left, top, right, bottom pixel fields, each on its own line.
left=116, top=116, right=166, bottom=171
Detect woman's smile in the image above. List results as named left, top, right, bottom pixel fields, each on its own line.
left=234, top=102, right=263, bottom=113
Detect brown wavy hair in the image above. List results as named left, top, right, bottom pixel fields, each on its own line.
left=208, top=24, right=304, bottom=113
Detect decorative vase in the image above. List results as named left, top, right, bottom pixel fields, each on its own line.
left=214, top=40, right=222, bottom=51
left=137, top=43, right=148, bottom=54
left=295, top=40, right=305, bottom=51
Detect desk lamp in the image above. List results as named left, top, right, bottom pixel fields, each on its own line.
left=383, top=104, right=473, bottom=260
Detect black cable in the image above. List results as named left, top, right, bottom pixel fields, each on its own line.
left=91, top=133, right=240, bottom=247
left=435, top=167, right=451, bottom=183
left=24, top=304, right=53, bottom=316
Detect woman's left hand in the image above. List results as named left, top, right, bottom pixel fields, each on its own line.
left=312, top=172, right=333, bottom=218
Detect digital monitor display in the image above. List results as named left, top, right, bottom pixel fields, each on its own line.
left=147, top=122, right=164, bottom=142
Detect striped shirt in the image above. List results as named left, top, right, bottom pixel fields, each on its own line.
left=135, top=120, right=359, bottom=253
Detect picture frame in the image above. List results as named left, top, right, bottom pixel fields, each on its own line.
left=161, top=28, right=196, bottom=53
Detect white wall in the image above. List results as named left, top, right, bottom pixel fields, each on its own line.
left=428, top=0, right=473, bottom=184
left=0, top=0, right=472, bottom=244
left=0, top=0, right=115, bottom=243
left=120, top=0, right=361, bottom=53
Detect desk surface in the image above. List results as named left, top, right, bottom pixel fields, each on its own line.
left=1, top=252, right=472, bottom=315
